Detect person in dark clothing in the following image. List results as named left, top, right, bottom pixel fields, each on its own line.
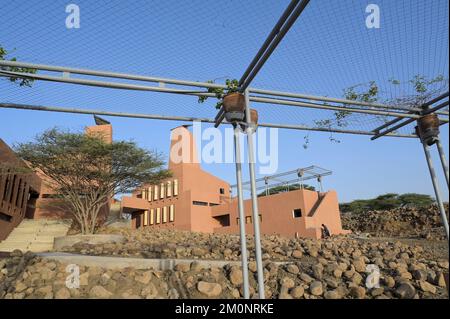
left=321, top=224, right=331, bottom=239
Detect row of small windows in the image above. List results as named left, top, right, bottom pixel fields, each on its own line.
left=140, top=179, right=179, bottom=201
left=236, top=214, right=263, bottom=225
left=143, top=204, right=175, bottom=226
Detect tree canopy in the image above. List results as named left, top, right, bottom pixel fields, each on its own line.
left=15, top=128, right=171, bottom=234
left=339, top=193, right=435, bottom=213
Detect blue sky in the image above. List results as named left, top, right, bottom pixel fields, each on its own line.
left=0, top=0, right=449, bottom=202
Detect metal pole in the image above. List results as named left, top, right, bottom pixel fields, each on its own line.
left=243, top=89, right=265, bottom=299
left=239, top=0, right=311, bottom=91
left=422, top=142, right=450, bottom=241
left=233, top=126, right=251, bottom=299
left=435, top=138, right=450, bottom=188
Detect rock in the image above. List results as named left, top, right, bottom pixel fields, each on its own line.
left=350, top=286, right=366, bottom=299
left=352, top=258, right=366, bottom=273
left=286, top=264, right=299, bottom=275
left=419, top=281, right=436, bottom=294
left=174, top=263, right=190, bottom=273
left=229, top=268, right=243, bottom=286
left=10, top=250, right=23, bottom=257
left=324, top=289, right=341, bottom=299
left=190, top=261, right=203, bottom=272
left=436, top=272, right=446, bottom=287
left=135, top=271, right=152, bottom=285
left=280, top=277, right=295, bottom=289
left=383, top=276, right=396, bottom=288
left=290, top=286, right=304, bottom=299
left=14, top=282, right=27, bottom=293
left=192, top=247, right=207, bottom=257
left=292, top=250, right=303, bottom=259
left=351, top=272, right=363, bottom=285
left=248, top=261, right=257, bottom=273
left=300, top=273, right=313, bottom=283
left=371, top=287, right=384, bottom=297
left=89, top=286, right=113, bottom=299
left=55, top=287, right=71, bottom=299
left=312, top=264, right=324, bottom=280
left=141, top=282, right=159, bottom=299
left=197, top=281, right=222, bottom=297
left=309, top=281, right=323, bottom=296
left=333, top=269, right=343, bottom=279
left=412, top=269, right=428, bottom=281
left=79, top=272, right=89, bottom=286
left=395, top=282, right=416, bottom=299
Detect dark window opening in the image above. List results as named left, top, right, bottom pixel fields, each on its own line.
left=0, top=212, right=12, bottom=222
left=209, top=203, right=219, bottom=206
left=293, top=208, right=302, bottom=218
left=219, top=188, right=225, bottom=195
left=41, top=194, right=63, bottom=199
left=213, top=214, right=230, bottom=227
left=193, top=201, right=208, bottom=206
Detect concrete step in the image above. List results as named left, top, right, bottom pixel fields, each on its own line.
left=0, top=218, right=71, bottom=252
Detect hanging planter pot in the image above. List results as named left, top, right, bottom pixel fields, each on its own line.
left=241, top=108, right=259, bottom=131
left=249, top=109, right=258, bottom=125
left=223, top=92, right=245, bottom=122
left=417, top=113, right=440, bottom=146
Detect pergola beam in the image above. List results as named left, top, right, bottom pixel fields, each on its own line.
left=239, top=0, right=310, bottom=91
left=0, top=102, right=419, bottom=139
left=371, top=100, right=449, bottom=141
left=2, top=68, right=444, bottom=122
left=2, top=60, right=447, bottom=116
left=372, top=92, right=450, bottom=133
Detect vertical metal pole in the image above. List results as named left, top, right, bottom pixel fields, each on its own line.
left=435, top=138, right=449, bottom=188
left=243, top=89, right=266, bottom=299
left=233, top=125, right=250, bottom=299
left=422, top=142, right=450, bottom=241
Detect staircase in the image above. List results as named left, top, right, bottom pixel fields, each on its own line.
left=0, top=219, right=71, bottom=252
left=307, top=193, right=326, bottom=217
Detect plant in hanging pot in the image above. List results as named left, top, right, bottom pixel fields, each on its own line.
left=198, top=79, right=246, bottom=122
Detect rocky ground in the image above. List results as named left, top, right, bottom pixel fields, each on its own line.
left=0, top=205, right=448, bottom=299
left=341, top=204, right=449, bottom=240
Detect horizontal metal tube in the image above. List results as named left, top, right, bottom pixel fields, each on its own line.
left=3, top=60, right=442, bottom=115
left=250, top=96, right=424, bottom=119
left=0, top=70, right=216, bottom=98
left=1, top=69, right=429, bottom=121
left=259, top=122, right=417, bottom=138
left=372, top=92, right=450, bottom=132
left=0, top=60, right=227, bottom=90
left=0, top=102, right=418, bottom=138
left=250, top=88, right=425, bottom=113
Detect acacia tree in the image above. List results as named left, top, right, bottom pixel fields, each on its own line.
left=15, top=129, right=171, bottom=234
left=0, top=44, right=37, bottom=87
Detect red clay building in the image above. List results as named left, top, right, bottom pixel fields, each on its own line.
left=122, top=126, right=350, bottom=239
left=0, top=139, right=41, bottom=241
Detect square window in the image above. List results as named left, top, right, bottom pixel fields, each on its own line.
left=293, top=208, right=302, bottom=218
